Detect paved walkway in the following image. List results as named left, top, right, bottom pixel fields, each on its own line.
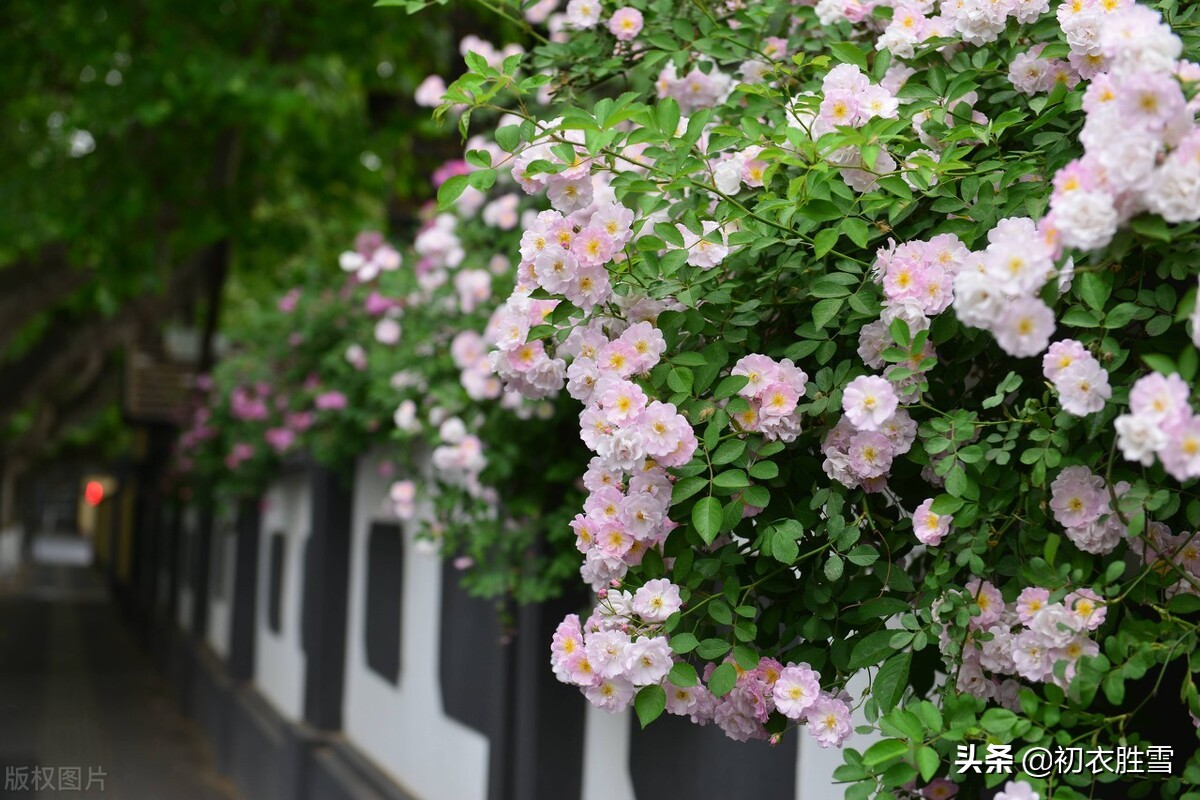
left=0, top=542, right=241, bottom=800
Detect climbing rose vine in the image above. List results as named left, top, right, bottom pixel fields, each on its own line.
left=399, top=0, right=1200, bottom=795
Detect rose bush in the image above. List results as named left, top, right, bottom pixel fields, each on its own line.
left=171, top=33, right=589, bottom=603
left=400, top=0, right=1200, bottom=795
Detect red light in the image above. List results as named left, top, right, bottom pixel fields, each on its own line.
left=84, top=481, right=105, bottom=506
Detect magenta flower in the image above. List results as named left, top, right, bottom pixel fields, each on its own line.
left=315, top=391, right=348, bottom=411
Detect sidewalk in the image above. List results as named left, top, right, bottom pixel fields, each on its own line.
left=0, top=536, right=241, bottom=800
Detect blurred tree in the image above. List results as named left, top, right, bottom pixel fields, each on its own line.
left=0, top=0, right=508, bottom=456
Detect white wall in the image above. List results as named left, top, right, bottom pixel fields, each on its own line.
left=581, top=708, right=636, bottom=800
left=797, top=670, right=881, bottom=797
left=579, top=676, right=881, bottom=799
left=206, top=509, right=236, bottom=660
left=341, top=453, right=490, bottom=800
left=176, top=506, right=196, bottom=631
left=254, top=473, right=310, bottom=722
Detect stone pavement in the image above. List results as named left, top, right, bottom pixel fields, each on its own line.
left=0, top=542, right=241, bottom=800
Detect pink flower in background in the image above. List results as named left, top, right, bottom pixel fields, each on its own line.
left=993, top=297, right=1055, bottom=357
left=964, top=579, right=1003, bottom=629
left=315, top=391, right=347, bottom=411
left=375, top=317, right=402, bottom=345
left=912, top=498, right=951, bottom=546
left=608, top=7, right=644, bottom=40
left=345, top=344, right=368, bottom=370
left=994, top=780, right=1040, bottom=800
left=225, top=442, right=255, bottom=470
left=1049, top=466, right=1108, bottom=529
left=842, top=375, right=899, bottom=431
left=264, top=427, right=296, bottom=454
left=231, top=386, right=269, bottom=421
left=846, top=430, right=894, bottom=478
left=921, top=778, right=959, bottom=799
left=632, top=579, right=681, bottom=621
left=277, top=288, right=301, bottom=313
left=390, top=480, right=417, bottom=520
left=1042, top=339, right=1090, bottom=382
left=566, top=0, right=601, bottom=28
left=1016, top=587, right=1050, bottom=624
left=1129, top=372, right=1191, bottom=429
left=622, top=636, right=672, bottom=685
left=773, top=664, right=821, bottom=718
left=432, top=159, right=470, bottom=188
left=803, top=693, right=853, bottom=748
left=524, top=0, right=558, bottom=23
left=364, top=292, right=398, bottom=317
left=414, top=75, right=447, bottom=107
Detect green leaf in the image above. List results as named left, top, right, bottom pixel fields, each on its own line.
left=873, top=651, right=912, bottom=713
left=733, top=645, right=760, bottom=670
left=709, top=599, right=733, bottom=625
left=743, top=484, right=771, bottom=508
left=656, top=98, right=681, bottom=136
left=916, top=746, right=940, bottom=782
left=829, top=41, right=869, bottom=72
left=846, top=544, right=879, bottom=566
left=436, top=174, right=469, bottom=210
left=980, top=708, right=1018, bottom=735
left=655, top=221, right=686, bottom=247
left=771, top=528, right=800, bottom=564
left=667, top=367, right=694, bottom=394
left=930, top=495, right=964, bottom=515
left=635, top=685, right=667, bottom=728
left=697, top=638, right=732, bottom=659
left=850, top=630, right=898, bottom=669
left=495, top=125, right=521, bottom=153
left=669, top=633, right=700, bottom=654
left=1168, top=594, right=1200, bottom=614
left=711, top=439, right=746, bottom=466
left=1061, top=307, right=1101, bottom=328
left=714, top=374, right=750, bottom=400
left=672, top=476, right=708, bottom=504
left=841, top=218, right=871, bottom=248
left=708, top=662, right=737, bottom=697
left=1078, top=271, right=1112, bottom=311
left=749, top=460, right=779, bottom=480
left=669, top=662, right=699, bottom=687
left=1104, top=302, right=1140, bottom=328
left=917, top=701, right=943, bottom=733
left=812, top=297, right=843, bottom=329
left=810, top=278, right=853, bottom=298
left=824, top=553, right=844, bottom=580
left=1143, top=353, right=1178, bottom=375
left=712, top=469, right=749, bottom=489
left=945, top=466, right=969, bottom=498
left=862, top=738, right=909, bottom=767
left=1130, top=214, right=1172, bottom=242
left=814, top=228, right=841, bottom=258
left=692, top=497, right=723, bottom=544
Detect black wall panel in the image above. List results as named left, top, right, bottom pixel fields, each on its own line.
left=364, top=522, right=403, bottom=685
left=267, top=532, right=286, bottom=635
left=629, top=711, right=798, bottom=798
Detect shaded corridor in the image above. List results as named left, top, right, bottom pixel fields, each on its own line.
left=0, top=538, right=241, bottom=800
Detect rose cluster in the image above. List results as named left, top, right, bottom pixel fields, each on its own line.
left=1041, top=339, right=1112, bottom=416
left=1115, top=372, right=1200, bottom=481
left=942, top=579, right=1105, bottom=702
left=823, top=376, right=918, bottom=492
left=1048, top=465, right=1129, bottom=554
left=550, top=579, right=853, bottom=747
